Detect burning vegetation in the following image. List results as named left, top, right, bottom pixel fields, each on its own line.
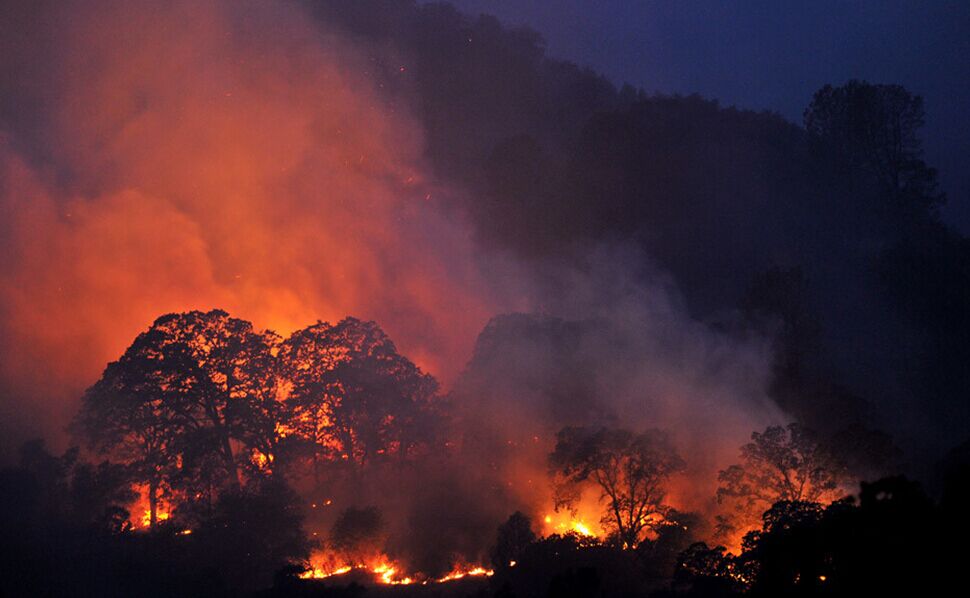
left=0, top=307, right=922, bottom=596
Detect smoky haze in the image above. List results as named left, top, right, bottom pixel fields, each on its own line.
left=296, top=0, right=969, bottom=460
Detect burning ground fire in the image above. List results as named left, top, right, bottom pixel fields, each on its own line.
left=297, top=511, right=600, bottom=586
left=298, top=558, right=494, bottom=585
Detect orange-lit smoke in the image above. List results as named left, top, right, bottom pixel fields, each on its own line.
left=0, top=0, right=789, bottom=563
left=0, top=0, right=504, bottom=446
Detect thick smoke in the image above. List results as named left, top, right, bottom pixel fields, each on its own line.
left=450, top=247, right=782, bottom=525
left=293, top=248, right=782, bottom=573
left=0, top=0, right=795, bottom=572
left=0, top=0, right=510, bottom=448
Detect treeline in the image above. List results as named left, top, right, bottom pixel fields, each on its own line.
left=478, top=421, right=918, bottom=596
left=0, top=439, right=313, bottom=596
left=1, top=375, right=965, bottom=596
left=483, top=470, right=969, bottom=598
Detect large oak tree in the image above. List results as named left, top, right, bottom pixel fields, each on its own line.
left=74, top=310, right=281, bottom=524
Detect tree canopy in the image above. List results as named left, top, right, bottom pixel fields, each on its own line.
left=716, top=423, right=849, bottom=538
left=805, top=80, right=943, bottom=210
left=74, top=311, right=442, bottom=526
left=278, top=318, right=440, bottom=469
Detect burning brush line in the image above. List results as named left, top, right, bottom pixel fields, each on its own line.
left=299, top=558, right=494, bottom=585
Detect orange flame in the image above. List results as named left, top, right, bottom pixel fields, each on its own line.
left=542, top=512, right=599, bottom=538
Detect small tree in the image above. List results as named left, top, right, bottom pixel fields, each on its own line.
left=491, top=511, right=537, bottom=569
left=550, top=426, right=686, bottom=549
left=15, top=440, right=137, bottom=534
left=716, top=423, right=848, bottom=537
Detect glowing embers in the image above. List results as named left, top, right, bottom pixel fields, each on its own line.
left=250, top=448, right=273, bottom=471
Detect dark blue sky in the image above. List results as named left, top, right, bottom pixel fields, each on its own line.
left=443, top=0, right=970, bottom=230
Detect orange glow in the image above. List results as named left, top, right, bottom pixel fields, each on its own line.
left=0, top=0, right=504, bottom=445
left=139, top=509, right=171, bottom=528
left=541, top=511, right=600, bottom=538
left=129, top=485, right=171, bottom=529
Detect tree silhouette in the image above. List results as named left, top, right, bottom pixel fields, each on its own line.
left=805, top=80, right=943, bottom=210
left=716, top=423, right=848, bottom=538
left=491, top=511, right=537, bottom=570
left=191, top=478, right=313, bottom=592
left=74, top=310, right=281, bottom=525
left=74, top=355, right=183, bottom=527
left=13, top=440, right=137, bottom=534
left=550, top=427, right=685, bottom=549
left=637, top=510, right=703, bottom=582
left=278, top=318, right=440, bottom=471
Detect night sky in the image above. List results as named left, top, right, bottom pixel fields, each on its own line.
left=444, top=0, right=970, bottom=230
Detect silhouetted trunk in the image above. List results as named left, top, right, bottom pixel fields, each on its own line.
left=203, top=385, right=241, bottom=488
left=149, top=479, right=158, bottom=527
left=218, top=379, right=241, bottom=488
left=222, top=433, right=241, bottom=489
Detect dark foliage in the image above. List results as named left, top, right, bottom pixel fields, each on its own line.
left=0, top=441, right=312, bottom=597
left=491, top=511, right=537, bottom=571
left=672, top=475, right=962, bottom=597
left=715, top=424, right=847, bottom=537
left=278, top=318, right=441, bottom=470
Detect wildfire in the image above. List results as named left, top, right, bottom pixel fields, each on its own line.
left=299, top=554, right=493, bottom=585
left=373, top=563, right=414, bottom=585
left=139, top=508, right=170, bottom=528
left=435, top=566, right=494, bottom=583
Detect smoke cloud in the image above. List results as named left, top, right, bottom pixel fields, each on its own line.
left=0, top=0, right=511, bottom=447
